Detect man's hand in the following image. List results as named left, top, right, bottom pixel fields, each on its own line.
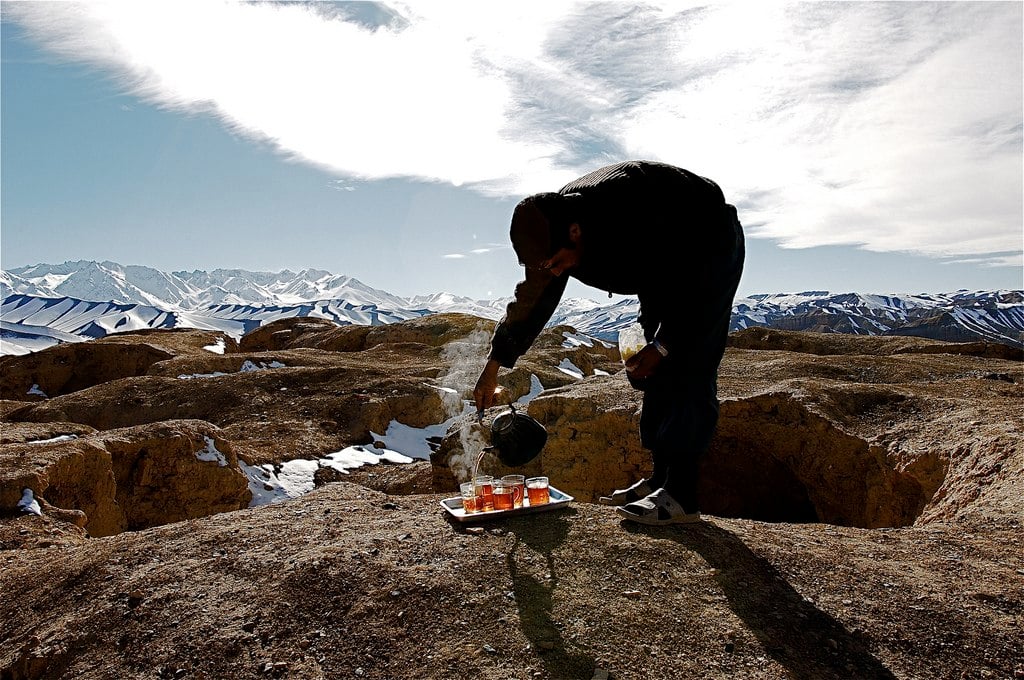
left=474, top=359, right=502, bottom=411
left=624, top=343, right=664, bottom=380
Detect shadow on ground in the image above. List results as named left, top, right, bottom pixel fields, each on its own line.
left=623, top=519, right=898, bottom=680
left=506, top=510, right=596, bottom=680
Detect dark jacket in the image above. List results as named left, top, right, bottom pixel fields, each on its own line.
left=489, top=160, right=741, bottom=368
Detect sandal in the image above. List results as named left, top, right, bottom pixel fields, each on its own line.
left=598, top=479, right=654, bottom=506
left=615, top=488, right=702, bottom=525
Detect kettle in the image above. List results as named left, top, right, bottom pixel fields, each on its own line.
left=479, top=404, right=548, bottom=467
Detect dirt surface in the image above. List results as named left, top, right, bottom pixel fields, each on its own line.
left=1, top=321, right=1022, bottom=679
left=2, top=478, right=1021, bottom=680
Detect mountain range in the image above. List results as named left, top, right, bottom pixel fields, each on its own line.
left=2, top=260, right=1022, bottom=355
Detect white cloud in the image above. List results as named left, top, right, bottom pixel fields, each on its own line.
left=5, top=0, right=1021, bottom=263
left=443, top=242, right=508, bottom=259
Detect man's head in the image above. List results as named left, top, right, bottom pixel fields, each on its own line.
left=509, top=192, right=575, bottom=268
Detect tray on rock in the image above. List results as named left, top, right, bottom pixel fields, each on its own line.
left=440, top=486, right=574, bottom=523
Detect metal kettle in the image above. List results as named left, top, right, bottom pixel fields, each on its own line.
left=480, top=404, right=548, bottom=467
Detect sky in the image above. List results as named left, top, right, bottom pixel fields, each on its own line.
left=1, top=0, right=1021, bottom=302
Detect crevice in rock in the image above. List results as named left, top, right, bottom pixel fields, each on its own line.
left=701, top=394, right=944, bottom=528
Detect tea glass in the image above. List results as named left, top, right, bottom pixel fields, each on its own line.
left=501, top=474, right=526, bottom=508
left=473, top=475, right=495, bottom=512
left=525, top=476, right=550, bottom=505
left=492, top=484, right=515, bottom=511
left=460, top=481, right=479, bottom=514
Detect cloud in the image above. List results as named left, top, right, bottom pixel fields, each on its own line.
left=945, top=253, right=1023, bottom=268
left=443, top=243, right=508, bottom=259
left=4, top=1, right=1021, bottom=264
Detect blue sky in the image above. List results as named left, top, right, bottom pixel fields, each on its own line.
left=1, top=1, right=1021, bottom=301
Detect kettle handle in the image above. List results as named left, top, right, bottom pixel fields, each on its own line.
left=476, top=397, right=517, bottom=424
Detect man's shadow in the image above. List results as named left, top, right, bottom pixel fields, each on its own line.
left=623, top=520, right=898, bottom=680
left=505, top=509, right=596, bottom=680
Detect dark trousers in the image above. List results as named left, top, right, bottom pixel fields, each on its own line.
left=638, top=207, right=745, bottom=510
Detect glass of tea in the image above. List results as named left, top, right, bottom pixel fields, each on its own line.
left=501, top=474, right=525, bottom=508
left=473, top=475, right=495, bottom=512
left=492, top=484, right=515, bottom=511
left=525, top=476, right=550, bottom=505
left=460, top=481, right=479, bottom=514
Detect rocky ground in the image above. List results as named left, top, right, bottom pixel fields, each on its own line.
left=1, top=317, right=1022, bottom=680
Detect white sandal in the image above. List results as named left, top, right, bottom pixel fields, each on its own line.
left=615, top=488, right=702, bottom=525
left=598, top=479, right=654, bottom=506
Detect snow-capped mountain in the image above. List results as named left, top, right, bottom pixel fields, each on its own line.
left=3, top=261, right=421, bottom=311
left=729, top=290, right=1024, bottom=346
left=2, top=261, right=1022, bottom=356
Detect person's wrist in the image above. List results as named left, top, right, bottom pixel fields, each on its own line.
left=652, top=339, right=669, bottom=357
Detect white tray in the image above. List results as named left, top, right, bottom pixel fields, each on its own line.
left=440, top=486, right=574, bottom=523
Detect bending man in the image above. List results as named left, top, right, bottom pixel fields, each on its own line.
left=474, top=160, right=745, bottom=526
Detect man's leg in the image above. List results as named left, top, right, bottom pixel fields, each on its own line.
left=626, top=207, right=745, bottom=518
left=655, top=372, right=720, bottom=512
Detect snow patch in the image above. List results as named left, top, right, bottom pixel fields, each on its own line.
left=178, top=359, right=285, bottom=379
left=195, top=436, right=228, bottom=466
left=240, top=359, right=285, bottom=372
left=17, top=488, right=42, bottom=516
left=515, top=374, right=545, bottom=405
left=203, top=337, right=226, bottom=354
left=423, top=382, right=458, bottom=395
left=561, top=331, right=594, bottom=348
left=27, top=434, right=78, bottom=445
left=240, top=445, right=415, bottom=507
left=557, top=359, right=585, bottom=379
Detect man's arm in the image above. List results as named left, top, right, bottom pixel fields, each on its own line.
left=475, top=268, right=568, bottom=411
left=489, top=267, right=568, bottom=368
left=473, top=358, right=502, bottom=411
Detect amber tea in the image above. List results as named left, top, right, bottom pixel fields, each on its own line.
left=493, top=485, right=515, bottom=511
left=501, top=474, right=525, bottom=508
left=473, top=476, right=495, bottom=512
left=526, top=476, right=550, bottom=505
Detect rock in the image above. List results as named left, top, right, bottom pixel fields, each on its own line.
left=0, top=319, right=1020, bottom=680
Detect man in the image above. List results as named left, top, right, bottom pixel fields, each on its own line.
left=473, top=160, right=745, bottom=526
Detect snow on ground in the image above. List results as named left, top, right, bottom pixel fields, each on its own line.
left=17, top=489, right=42, bottom=515
left=557, top=359, right=584, bottom=379
left=195, top=436, right=228, bottom=466
left=241, top=359, right=284, bottom=371
left=203, top=337, right=226, bottom=354
left=178, top=360, right=285, bottom=379
left=239, top=400, right=480, bottom=507
left=561, top=331, right=593, bottom=348
left=27, top=434, right=79, bottom=445
left=241, top=444, right=416, bottom=507
left=515, top=375, right=545, bottom=405
left=235, top=381, right=551, bottom=507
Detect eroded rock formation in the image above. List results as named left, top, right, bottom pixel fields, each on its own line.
left=2, top=317, right=1021, bottom=536
left=1, top=318, right=1021, bottom=679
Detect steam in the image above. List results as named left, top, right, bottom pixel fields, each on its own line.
left=438, top=326, right=493, bottom=482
